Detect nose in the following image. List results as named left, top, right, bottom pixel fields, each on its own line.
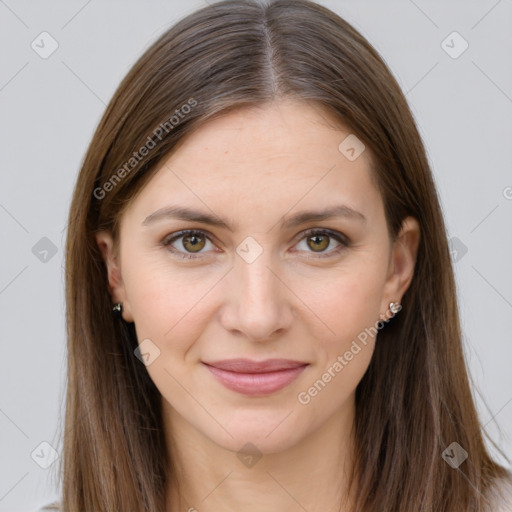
left=218, top=250, right=294, bottom=343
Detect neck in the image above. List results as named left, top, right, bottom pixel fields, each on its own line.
left=163, top=396, right=357, bottom=512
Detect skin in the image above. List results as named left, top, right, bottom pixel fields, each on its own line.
left=96, top=98, right=420, bottom=512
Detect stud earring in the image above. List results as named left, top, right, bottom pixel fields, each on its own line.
left=389, top=301, right=402, bottom=314
left=112, top=303, right=123, bottom=318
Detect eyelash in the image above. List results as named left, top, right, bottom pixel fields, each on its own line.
left=161, top=228, right=350, bottom=260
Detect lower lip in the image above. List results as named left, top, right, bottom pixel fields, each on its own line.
left=203, top=364, right=308, bottom=396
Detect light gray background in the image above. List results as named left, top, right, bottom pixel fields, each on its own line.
left=1, top=0, right=511, bottom=510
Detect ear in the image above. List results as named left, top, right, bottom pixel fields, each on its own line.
left=95, top=230, right=134, bottom=323
left=379, top=216, right=420, bottom=319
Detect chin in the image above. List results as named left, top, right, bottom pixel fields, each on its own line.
left=205, top=411, right=307, bottom=455
left=215, top=428, right=303, bottom=456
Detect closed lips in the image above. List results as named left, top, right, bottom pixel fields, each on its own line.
left=203, top=359, right=309, bottom=373
left=202, top=358, right=309, bottom=396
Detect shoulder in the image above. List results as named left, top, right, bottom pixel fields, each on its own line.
left=487, top=473, right=512, bottom=511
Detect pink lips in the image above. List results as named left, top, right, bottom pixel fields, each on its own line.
left=202, top=358, right=308, bottom=396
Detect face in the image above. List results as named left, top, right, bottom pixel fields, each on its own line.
left=96, top=99, right=419, bottom=455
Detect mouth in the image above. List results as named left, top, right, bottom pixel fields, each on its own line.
left=202, top=359, right=309, bottom=396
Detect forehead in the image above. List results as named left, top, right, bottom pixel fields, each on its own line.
left=170, top=99, right=370, bottom=170
left=123, top=99, right=383, bottom=228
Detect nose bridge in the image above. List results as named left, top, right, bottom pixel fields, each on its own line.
left=238, top=252, right=278, bottom=302
left=225, top=238, right=291, bottom=340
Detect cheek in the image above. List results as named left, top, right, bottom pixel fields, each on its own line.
left=123, top=255, right=220, bottom=350
left=123, top=262, right=219, bottom=396
left=291, top=259, right=387, bottom=344
left=289, top=257, right=387, bottom=406
left=294, top=268, right=383, bottom=414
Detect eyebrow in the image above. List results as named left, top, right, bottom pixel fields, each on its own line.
left=142, top=204, right=366, bottom=230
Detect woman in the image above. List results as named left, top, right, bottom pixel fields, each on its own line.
left=43, top=0, right=512, bottom=510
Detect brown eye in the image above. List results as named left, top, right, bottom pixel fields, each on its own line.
left=163, top=229, right=214, bottom=259
left=294, top=228, right=349, bottom=259
left=306, top=233, right=330, bottom=252
left=181, top=233, right=206, bottom=252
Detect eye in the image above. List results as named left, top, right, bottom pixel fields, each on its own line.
left=162, top=228, right=350, bottom=260
left=293, top=228, right=349, bottom=259
left=162, top=229, right=215, bottom=260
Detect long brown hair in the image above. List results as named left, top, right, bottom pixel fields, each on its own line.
left=57, top=0, right=510, bottom=510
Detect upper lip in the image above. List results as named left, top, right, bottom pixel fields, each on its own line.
left=203, top=359, right=308, bottom=373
